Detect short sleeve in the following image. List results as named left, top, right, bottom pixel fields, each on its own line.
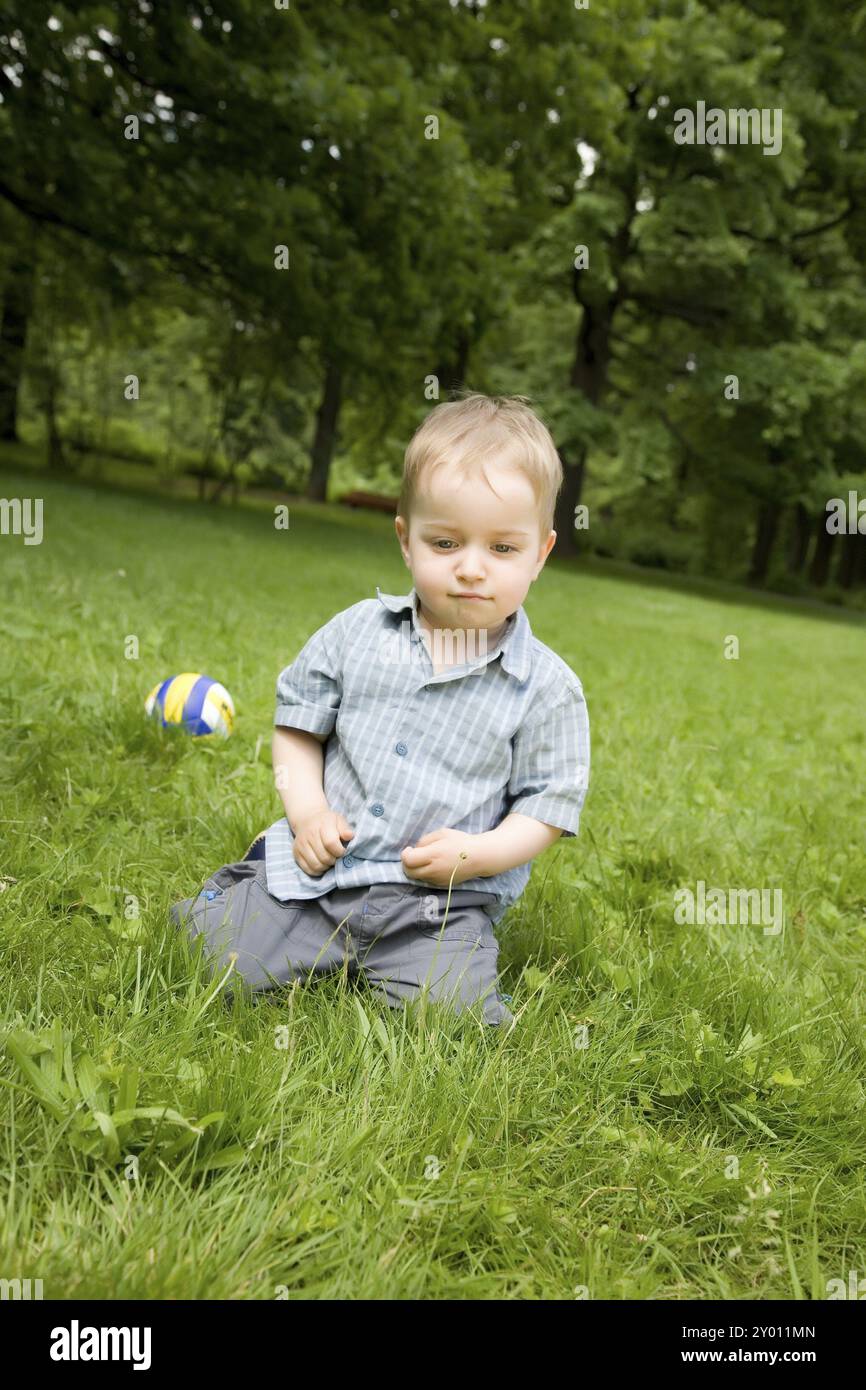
left=274, top=614, right=344, bottom=737
left=506, top=682, right=590, bottom=836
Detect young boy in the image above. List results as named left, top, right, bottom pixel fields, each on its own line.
left=170, top=393, right=590, bottom=1027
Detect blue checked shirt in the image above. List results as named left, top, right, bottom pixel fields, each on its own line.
left=264, top=585, right=590, bottom=925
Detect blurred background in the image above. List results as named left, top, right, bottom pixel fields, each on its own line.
left=1, top=0, right=865, bottom=603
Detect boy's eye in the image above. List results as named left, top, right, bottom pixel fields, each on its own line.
left=430, top=540, right=516, bottom=553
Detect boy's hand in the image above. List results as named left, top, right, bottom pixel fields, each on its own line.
left=292, top=810, right=355, bottom=877
left=401, top=829, right=484, bottom=887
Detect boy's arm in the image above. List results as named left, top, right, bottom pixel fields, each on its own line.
left=474, top=683, right=589, bottom=876
left=403, top=684, right=589, bottom=888
left=471, top=814, right=563, bottom=876
left=272, top=726, right=330, bottom=832
left=401, top=815, right=561, bottom=885
left=271, top=613, right=345, bottom=829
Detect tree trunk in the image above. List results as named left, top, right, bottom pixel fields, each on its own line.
left=208, top=476, right=230, bottom=504
left=560, top=153, right=638, bottom=558
left=307, top=359, right=342, bottom=502
left=553, top=447, right=586, bottom=554
left=570, top=298, right=613, bottom=400
left=786, top=501, right=811, bottom=574
left=747, top=500, right=781, bottom=586
left=45, top=366, right=67, bottom=471
left=0, top=248, right=36, bottom=441
left=434, top=327, right=470, bottom=397
left=559, top=297, right=614, bottom=557
left=836, top=531, right=859, bottom=589
left=746, top=446, right=786, bottom=586
left=808, top=512, right=834, bottom=586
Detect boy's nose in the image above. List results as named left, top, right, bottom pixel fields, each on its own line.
left=455, top=556, right=486, bottom=581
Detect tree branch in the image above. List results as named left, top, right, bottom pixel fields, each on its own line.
left=625, top=290, right=729, bottom=327
left=0, top=175, right=249, bottom=295
left=653, top=404, right=699, bottom=460
left=789, top=201, right=854, bottom=239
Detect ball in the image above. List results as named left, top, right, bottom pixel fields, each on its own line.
left=145, top=672, right=235, bottom=738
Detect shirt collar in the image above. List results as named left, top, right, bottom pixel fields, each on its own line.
left=375, top=585, right=532, bottom=683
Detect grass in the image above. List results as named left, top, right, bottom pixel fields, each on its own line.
left=1, top=463, right=865, bottom=1300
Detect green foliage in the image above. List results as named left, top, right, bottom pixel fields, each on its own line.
left=2, top=1, right=866, bottom=587
left=2, top=1018, right=235, bottom=1171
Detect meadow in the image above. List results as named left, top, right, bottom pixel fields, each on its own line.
left=1, top=466, right=864, bottom=1300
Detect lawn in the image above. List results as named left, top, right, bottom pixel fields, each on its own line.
left=1, top=466, right=864, bottom=1300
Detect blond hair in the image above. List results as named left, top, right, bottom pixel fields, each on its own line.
left=398, top=392, right=562, bottom=538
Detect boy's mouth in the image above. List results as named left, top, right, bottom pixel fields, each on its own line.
left=451, top=593, right=489, bottom=600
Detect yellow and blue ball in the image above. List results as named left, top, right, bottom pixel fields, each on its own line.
left=145, top=673, right=235, bottom=738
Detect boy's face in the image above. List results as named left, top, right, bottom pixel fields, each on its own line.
left=394, top=459, right=556, bottom=634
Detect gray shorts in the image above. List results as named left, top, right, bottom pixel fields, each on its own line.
left=169, top=858, right=514, bottom=1027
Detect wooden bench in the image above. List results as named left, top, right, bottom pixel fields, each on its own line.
left=339, top=490, right=398, bottom=514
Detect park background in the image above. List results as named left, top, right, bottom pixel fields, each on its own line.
left=0, top=1, right=865, bottom=1303
left=1, top=0, right=866, bottom=597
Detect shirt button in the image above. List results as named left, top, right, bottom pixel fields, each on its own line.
left=371, top=803, right=384, bottom=816
left=395, top=742, right=407, bottom=756
left=343, top=854, right=354, bottom=867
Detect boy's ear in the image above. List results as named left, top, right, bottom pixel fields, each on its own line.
left=535, top=529, right=557, bottom=573
left=528, top=530, right=556, bottom=581
left=395, top=514, right=411, bottom=562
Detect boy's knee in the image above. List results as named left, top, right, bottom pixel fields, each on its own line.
left=484, top=993, right=514, bottom=1027
left=170, top=898, right=194, bottom=929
